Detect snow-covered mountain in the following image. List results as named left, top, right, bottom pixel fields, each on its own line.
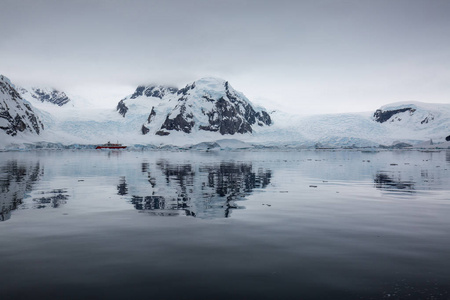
left=0, top=75, right=44, bottom=137
left=1, top=74, right=449, bottom=150
left=118, top=77, right=272, bottom=136
left=19, top=87, right=71, bottom=107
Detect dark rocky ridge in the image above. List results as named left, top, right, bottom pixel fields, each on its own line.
left=30, top=88, right=70, bottom=106
left=0, top=76, right=44, bottom=136
left=131, top=85, right=178, bottom=99
left=18, top=87, right=70, bottom=106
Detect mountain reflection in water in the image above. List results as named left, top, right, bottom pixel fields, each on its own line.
left=374, top=172, right=415, bottom=193
left=0, top=160, right=43, bottom=221
left=122, top=160, right=272, bottom=218
left=32, top=189, right=70, bottom=209
left=2, top=150, right=449, bottom=223
left=0, top=159, right=71, bottom=222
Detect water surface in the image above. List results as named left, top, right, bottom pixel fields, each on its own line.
left=1, top=150, right=449, bottom=299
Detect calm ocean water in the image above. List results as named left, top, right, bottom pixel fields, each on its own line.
left=1, top=150, right=450, bottom=299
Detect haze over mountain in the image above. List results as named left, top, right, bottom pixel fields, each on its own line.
left=2, top=1, right=450, bottom=115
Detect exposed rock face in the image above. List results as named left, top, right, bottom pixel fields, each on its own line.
left=420, top=115, right=434, bottom=124
left=141, top=125, right=150, bottom=135
left=0, top=75, right=44, bottom=136
left=116, top=99, right=128, bottom=117
left=121, top=77, right=272, bottom=136
left=19, top=87, right=70, bottom=106
left=160, top=108, right=195, bottom=133
left=147, top=107, right=156, bottom=123
left=446, top=135, right=450, bottom=142
left=155, top=130, right=170, bottom=136
left=374, top=108, right=415, bottom=123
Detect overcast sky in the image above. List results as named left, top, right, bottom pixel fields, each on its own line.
left=1, top=0, right=450, bottom=114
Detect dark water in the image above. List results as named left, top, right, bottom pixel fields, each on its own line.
left=1, top=150, right=450, bottom=299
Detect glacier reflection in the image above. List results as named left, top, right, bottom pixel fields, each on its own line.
left=123, top=159, right=272, bottom=218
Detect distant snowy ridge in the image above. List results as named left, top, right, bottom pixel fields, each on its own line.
left=0, top=75, right=44, bottom=137
left=261, top=102, right=450, bottom=148
left=373, top=102, right=449, bottom=126
left=372, top=102, right=450, bottom=145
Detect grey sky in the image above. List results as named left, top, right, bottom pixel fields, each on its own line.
left=1, top=0, right=450, bottom=114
